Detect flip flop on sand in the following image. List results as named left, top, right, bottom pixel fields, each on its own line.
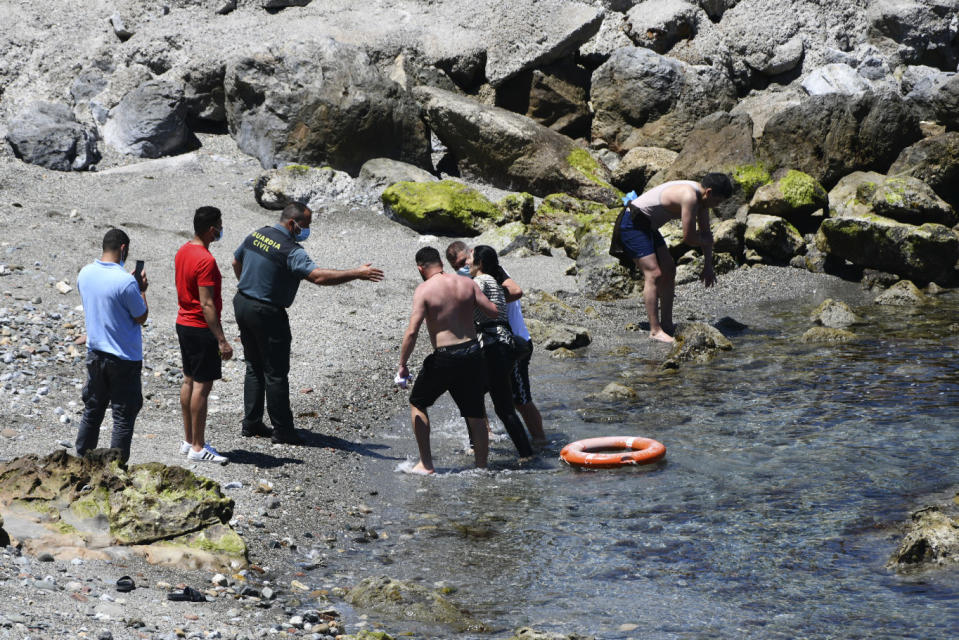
left=167, top=586, right=206, bottom=602
left=115, top=576, right=135, bottom=592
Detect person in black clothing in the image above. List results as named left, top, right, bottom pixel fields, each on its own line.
left=470, top=245, right=534, bottom=460
left=232, top=202, right=384, bottom=445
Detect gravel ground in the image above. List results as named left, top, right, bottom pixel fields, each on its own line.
left=0, top=133, right=872, bottom=639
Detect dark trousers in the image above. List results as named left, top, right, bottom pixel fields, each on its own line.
left=75, top=350, right=143, bottom=463
left=483, top=341, right=533, bottom=458
left=233, top=292, right=294, bottom=435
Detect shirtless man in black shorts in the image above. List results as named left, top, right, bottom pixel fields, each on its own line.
left=398, top=247, right=499, bottom=474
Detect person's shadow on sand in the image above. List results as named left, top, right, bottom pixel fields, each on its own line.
left=217, top=450, right=302, bottom=468
left=298, top=431, right=403, bottom=461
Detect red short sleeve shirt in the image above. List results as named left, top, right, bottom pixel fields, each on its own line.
left=175, top=242, right=222, bottom=328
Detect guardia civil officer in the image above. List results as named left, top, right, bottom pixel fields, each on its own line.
left=232, top=202, right=383, bottom=445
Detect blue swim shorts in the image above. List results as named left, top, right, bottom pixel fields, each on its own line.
left=619, top=211, right=666, bottom=259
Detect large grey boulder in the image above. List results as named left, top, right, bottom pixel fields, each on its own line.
left=225, top=39, right=430, bottom=174
left=624, top=0, right=706, bottom=54
left=356, top=158, right=438, bottom=194
left=747, top=35, right=805, bottom=77
left=590, top=46, right=737, bottom=152
left=102, top=80, right=197, bottom=158
left=253, top=165, right=354, bottom=211
left=661, top=111, right=756, bottom=186
left=756, top=91, right=923, bottom=188
left=5, top=102, right=99, bottom=171
left=829, top=171, right=957, bottom=227
left=415, top=86, right=619, bottom=205
left=927, top=73, right=959, bottom=131
left=810, top=298, right=860, bottom=328
left=815, top=215, right=959, bottom=283
left=875, top=279, right=928, bottom=306
left=801, top=63, right=872, bottom=96
left=611, top=146, right=678, bottom=192
left=867, top=0, right=959, bottom=70
left=889, top=133, right=959, bottom=208
left=495, top=60, right=591, bottom=139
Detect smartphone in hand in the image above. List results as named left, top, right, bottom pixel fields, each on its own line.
left=133, top=260, right=145, bottom=289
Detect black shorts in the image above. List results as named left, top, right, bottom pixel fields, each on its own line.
left=409, top=340, right=487, bottom=418
left=176, top=324, right=222, bottom=383
left=510, top=338, right=534, bottom=405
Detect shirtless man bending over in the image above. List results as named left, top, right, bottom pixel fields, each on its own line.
left=620, top=173, right=733, bottom=343
left=398, top=246, right=499, bottom=474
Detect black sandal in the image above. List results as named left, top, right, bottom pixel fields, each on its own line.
left=167, top=586, right=206, bottom=602
left=116, top=576, right=135, bottom=592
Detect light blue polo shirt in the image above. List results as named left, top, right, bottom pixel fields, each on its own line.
left=77, top=260, right=147, bottom=360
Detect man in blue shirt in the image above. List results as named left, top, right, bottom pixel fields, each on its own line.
left=76, top=228, right=149, bottom=464
left=232, top=202, right=384, bottom=445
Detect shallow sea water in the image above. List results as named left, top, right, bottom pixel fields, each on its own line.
left=342, top=292, right=959, bottom=639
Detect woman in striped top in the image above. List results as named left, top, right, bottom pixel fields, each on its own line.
left=471, top=245, right=533, bottom=460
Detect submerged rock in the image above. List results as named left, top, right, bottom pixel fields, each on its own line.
left=800, top=326, right=856, bottom=344
left=507, top=627, right=595, bottom=640
left=810, top=299, right=860, bottom=328
left=662, top=322, right=733, bottom=369
left=587, top=382, right=637, bottom=402
left=525, top=319, right=591, bottom=351
left=890, top=505, right=959, bottom=570
left=346, top=576, right=488, bottom=632
left=874, top=280, right=928, bottom=306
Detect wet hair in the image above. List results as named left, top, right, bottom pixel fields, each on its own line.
left=702, top=173, right=733, bottom=199
left=445, top=240, right=467, bottom=267
left=102, top=228, right=130, bottom=253
left=280, top=201, right=310, bottom=223
left=471, top=245, right=507, bottom=285
left=415, top=246, right=442, bottom=267
left=194, top=206, right=222, bottom=236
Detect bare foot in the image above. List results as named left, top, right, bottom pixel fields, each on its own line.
left=650, top=329, right=676, bottom=343
left=409, top=461, right=435, bottom=475
left=518, top=455, right=535, bottom=464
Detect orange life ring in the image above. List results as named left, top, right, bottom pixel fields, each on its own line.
left=560, top=436, right=666, bottom=468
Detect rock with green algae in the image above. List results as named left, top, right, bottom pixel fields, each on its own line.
left=749, top=170, right=827, bottom=233
left=829, top=171, right=957, bottom=227
left=144, top=523, right=247, bottom=572
left=815, top=214, right=959, bottom=283
left=473, top=221, right=529, bottom=254
left=339, top=632, right=396, bottom=640
left=661, top=322, right=733, bottom=369
left=345, top=576, right=488, bottom=633
left=528, top=194, right=619, bottom=259
left=0, top=450, right=244, bottom=569
left=382, top=180, right=501, bottom=236
left=800, top=326, right=856, bottom=344
left=732, top=162, right=772, bottom=200
left=889, top=505, right=959, bottom=570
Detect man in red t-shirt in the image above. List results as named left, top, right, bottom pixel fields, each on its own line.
left=174, top=206, right=234, bottom=464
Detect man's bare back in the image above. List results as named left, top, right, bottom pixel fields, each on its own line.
left=415, top=272, right=496, bottom=348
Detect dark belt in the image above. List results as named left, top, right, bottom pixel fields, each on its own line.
left=237, top=290, right=283, bottom=309
left=435, top=339, right=481, bottom=355
left=477, top=320, right=510, bottom=330
left=626, top=205, right=653, bottom=232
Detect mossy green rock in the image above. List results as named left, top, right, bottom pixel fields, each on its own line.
left=749, top=170, right=827, bottom=232
left=340, top=632, right=396, bottom=640
left=733, top=163, right=772, bottom=199
left=382, top=180, right=500, bottom=236
left=816, top=215, right=959, bottom=283
left=529, top=194, right=619, bottom=259
left=473, top=221, right=529, bottom=254
left=497, top=192, right=536, bottom=224
left=346, top=576, right=488, bottom=632
left=0, top=451, right=243, bottom=569
left=830, top=171, right=957, bottom=227
left=744, top=214, right=805, bottom=263
left=111, top=463, right=234, bottom=544
left=507, top=627, right=595, bottom=640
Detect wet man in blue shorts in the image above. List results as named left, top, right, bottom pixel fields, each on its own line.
left=621, top=173, right=733, bottom=343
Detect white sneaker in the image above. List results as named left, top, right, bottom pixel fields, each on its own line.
left=180, top=440, right=192, bottom=455
left=187, top=444, right=228, bottom=465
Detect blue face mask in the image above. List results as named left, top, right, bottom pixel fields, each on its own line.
left=294, top=225, right=310, bottom=242
left=213, top=227, right=223, bottom=242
